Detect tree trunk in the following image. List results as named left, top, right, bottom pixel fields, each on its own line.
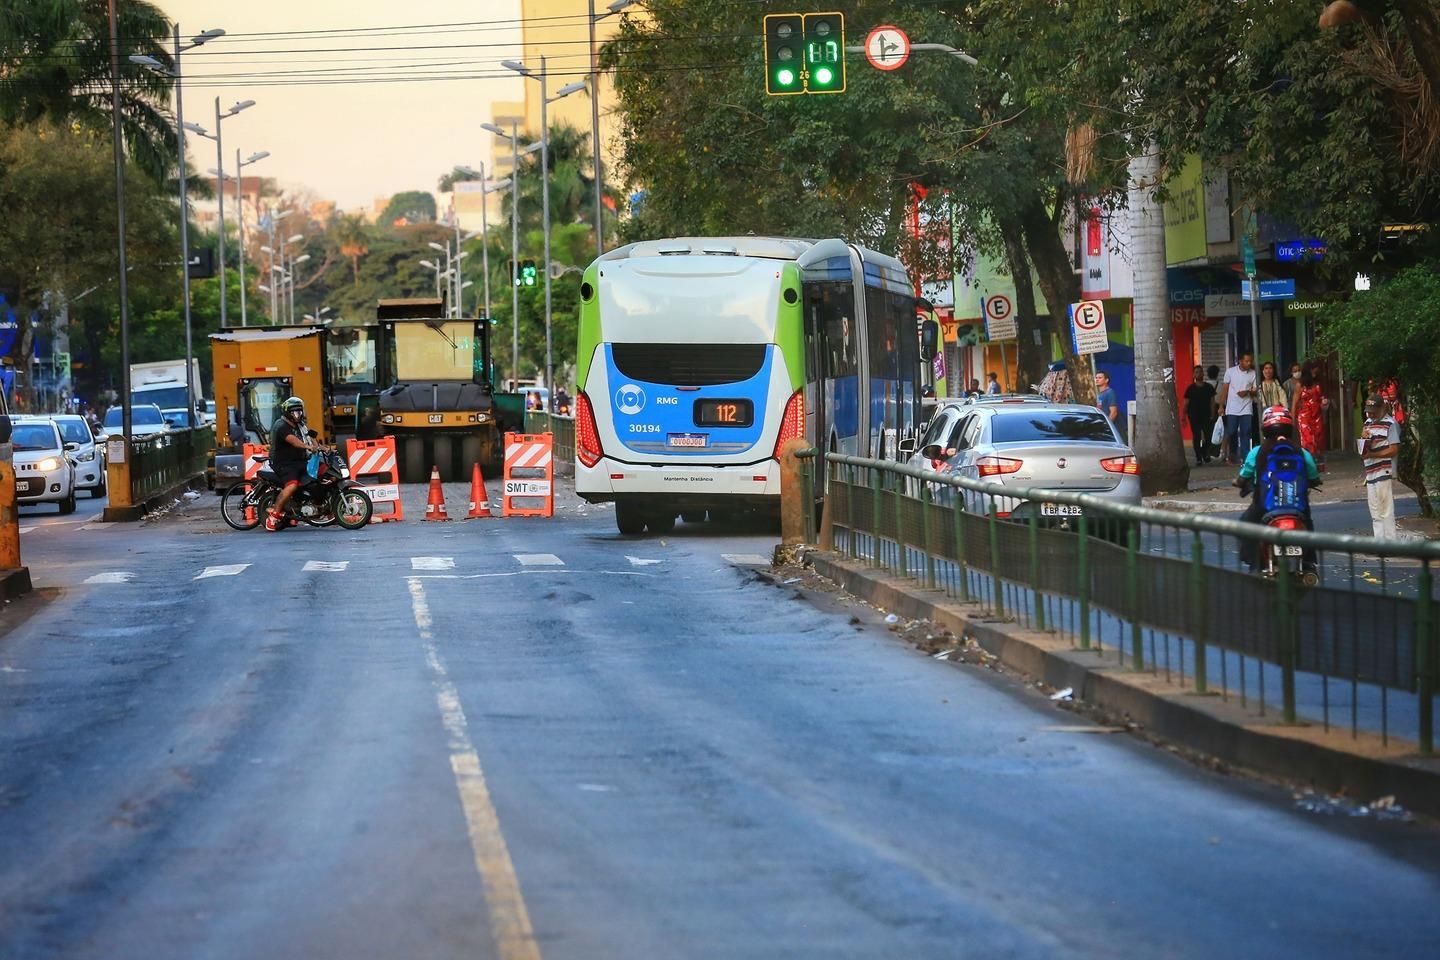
left=1017, top=190, right=1094, bottom=405
left=1127, top=145, right=1190, bottom=495
left=999, top=216, right=1049, bottom=392
left=1395, top=0, right=1440, bottom=102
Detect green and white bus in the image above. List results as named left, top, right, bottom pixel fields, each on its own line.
left=573, top=236, right=937, bottom=535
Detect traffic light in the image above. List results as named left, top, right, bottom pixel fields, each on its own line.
left=802, top=12, right=845, bottom=94
left=763, top=14, right=804, bottom=96
left=520, top=259, right=538, bottom=287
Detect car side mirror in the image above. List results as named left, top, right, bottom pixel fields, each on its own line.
left=898, top=437, right=917, bottom=455
left=64, top=441, right=79, bottom=452
left=919, top=319, right=940, bottom=362
left=922, top=443, right=944, bottom=461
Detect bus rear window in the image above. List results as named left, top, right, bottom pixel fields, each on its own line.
left=612, top=343, right=765, bottom=386
left=991, top=411, right=1116, bottom=443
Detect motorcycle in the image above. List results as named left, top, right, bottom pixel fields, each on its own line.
left=1239, top=439, right=1320, bottom=586
left=221, top=446, right=373, bottom=531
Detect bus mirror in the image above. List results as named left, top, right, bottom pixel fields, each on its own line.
left=920, top=319, right=940, bottom=361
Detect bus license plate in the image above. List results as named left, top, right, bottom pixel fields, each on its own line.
left=667, top=433, right=709, bottom=449
left=1040, top=503, right=1082, bottom=517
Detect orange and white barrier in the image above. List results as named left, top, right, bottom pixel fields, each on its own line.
left=502, top=433, right=554, bottom=518
left=346, top=436, right=404, bottom=522
left=242, top=443, right=268, bottom=481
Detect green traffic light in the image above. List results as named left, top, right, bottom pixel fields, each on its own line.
left=776, top=68, right=796, bottom=87
left=814, top=66, right=833, bottom=86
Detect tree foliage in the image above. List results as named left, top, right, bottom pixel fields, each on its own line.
left=381, top=190, right=437, bottom=226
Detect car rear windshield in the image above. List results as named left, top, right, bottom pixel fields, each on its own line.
left=991, top=411, right=1116, bottom=443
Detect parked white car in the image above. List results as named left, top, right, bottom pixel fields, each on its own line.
left=49, top=413, right=105, bottom=497
left=9, top=418, right=77, bottom=514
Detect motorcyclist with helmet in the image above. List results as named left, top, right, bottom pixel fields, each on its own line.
left=265, top=396, right=320, bottom=532
left=1235, top=404, right=1320, bottom=571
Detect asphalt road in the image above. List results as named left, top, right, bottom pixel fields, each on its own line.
left=2, top=483, right=1438, bottom=959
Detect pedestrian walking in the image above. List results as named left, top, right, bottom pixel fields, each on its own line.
left=1183, top=365, right=1217, bottom=465
left=985, top=372, right=1001, bottom=395
left=1257, top=361, right=1287, bottom=409
left=1038, top=361, right=1071, bottom=404
left=1283, top=362, right=1303, bottom=407
left=965, top=377, right=983, bottom=398
left=1291, top=361, right=1328, bottom=469
left=1095, top=371, right=1120, bottom=433
left=1218, top=352, right=1257, bottom=463
left=1361, top=395, right=1401, bottom=540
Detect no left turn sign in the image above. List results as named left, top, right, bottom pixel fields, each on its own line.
left=865, top=25, right=911, bottom=71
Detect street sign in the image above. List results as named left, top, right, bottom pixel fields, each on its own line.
left=864, top=25, right=910, bottom=71
left=1239, top=278, right=1297, bottom=301
left=982, top=293, right=1016, bottom=340
left=1241, top=234, right=1256, bottom=276
left=1069, top=300, right=1109, bottom=354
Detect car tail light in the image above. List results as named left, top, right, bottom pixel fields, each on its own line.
left=1269, top=515, right=1303, bottom=531
left=1101, top=455, right=1140, bottom=475
left=975, top=456, right=1023, bottom=477
left=575, top=391, right=603, bottom=468
left=773, top=390, right=805, bottom=458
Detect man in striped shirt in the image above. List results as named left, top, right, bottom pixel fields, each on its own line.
left=1362, top=395, right=1401, bottom=540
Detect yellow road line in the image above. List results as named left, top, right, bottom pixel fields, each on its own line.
left=407, top=577, right=542, bottom=960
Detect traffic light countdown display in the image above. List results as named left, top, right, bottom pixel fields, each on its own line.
left=764, top=12, right=845, bottom=96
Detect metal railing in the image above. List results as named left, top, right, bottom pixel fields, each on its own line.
left=523, top=412, right=575, bottom=475
left=130, top=426, right=215, bottom=502
left=799, top=451, right=1440, bottom=754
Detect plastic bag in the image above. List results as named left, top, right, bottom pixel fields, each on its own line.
left=306, top=450, right=322, bottom=479
left=1210, top=417, right=1225, bottom=446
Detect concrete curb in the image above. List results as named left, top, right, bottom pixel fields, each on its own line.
left=0, top=566, right=31, bottom=602
left=808, top=552, right=1440, bottom=819
left=102, top=474, right=207, bottom=523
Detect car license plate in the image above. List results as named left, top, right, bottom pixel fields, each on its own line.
left=667, top=433, right=709, bottom=449
left=15, top=478, right=36, bottom=495
left=1276, top=545, right=1304, bottom=557
left=1040, top=503, right=1082, bottom=517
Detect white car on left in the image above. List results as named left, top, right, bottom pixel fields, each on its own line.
left=10, top=417, right=77, bottom=514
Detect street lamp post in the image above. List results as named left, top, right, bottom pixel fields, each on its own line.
left=503, top=58, right=584, bottom=394
left=105, top=0, right=132, bottom=445
left=130, top=25, right=225, bottom=429
left=588, top=0, right=635, bottom=257
left=289, top=253, right=310, bottom=326
left=235, top=149, right=269, bottom=326
left=482, top=122, right=542, bottom=388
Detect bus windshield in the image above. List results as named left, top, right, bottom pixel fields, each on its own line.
left=393, top=322, right=477, bottom=381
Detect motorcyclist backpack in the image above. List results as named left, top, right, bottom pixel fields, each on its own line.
left=1259, top=439, right=1309, bottom=515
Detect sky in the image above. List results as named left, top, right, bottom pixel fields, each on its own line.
left=158, top=1, right=525, bottom=212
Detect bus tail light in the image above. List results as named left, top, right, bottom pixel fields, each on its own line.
left=576, top=391, right=604, bottom=468
left=773, top=390, right=805, bottom=458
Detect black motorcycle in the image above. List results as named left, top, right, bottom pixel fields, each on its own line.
left=221, top=447, right=373, bottom=531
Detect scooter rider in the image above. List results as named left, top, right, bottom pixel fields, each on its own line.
left=1235, top=405, right=1320, bottom=570
left=265, top=397, right=319, bottom=532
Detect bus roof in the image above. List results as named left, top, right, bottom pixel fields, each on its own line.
left=599, top=236, right=817, bottom=263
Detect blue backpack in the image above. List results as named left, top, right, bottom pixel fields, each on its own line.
left=1259, top=439, right=1309, bottom=514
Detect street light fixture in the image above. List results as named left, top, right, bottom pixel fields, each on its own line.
left=504, top=56, right=584, bottom=395
left=128, top=24, right=227, bottom=429
left=483, top=122, right=541, bottom=387
left=185, top=97, right=256, bottom=331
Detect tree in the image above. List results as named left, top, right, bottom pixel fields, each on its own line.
left=332, top=213, right=372, bottom=286
left=0, top=0, right=176, bottom=180
left=437, top=166, right=480, bottom=193
left=1319, top=266, right=1440, bottom=516
left=381, top=190, right=437, bottom=226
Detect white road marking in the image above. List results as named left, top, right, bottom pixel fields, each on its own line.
left=722, top=553, right=772, bottom=566
left=412, top=570, right=651, bottom=580
left=406, top=578, right=542, bottom=960
left=194, top=564, right=251, bottom=580
left=577, top=783, right=616, bottom=793
left=625, top=556, right=663, bottom=567
left=303, top=560, right=349, bottom=572
left=84, top=572, right=135, bottom=584
left=411, top=556, right=455, bottom=571
left=17, top=527, right=33, bottom=535
left=513, top=553, right=563, bottom=566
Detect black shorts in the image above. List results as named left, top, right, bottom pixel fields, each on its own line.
left=271, top=462, right=307, bottom=488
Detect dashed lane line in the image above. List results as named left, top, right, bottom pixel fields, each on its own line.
left=194, top=564, right=251, bottom=580
left=625, top=556, right=663, bottom=567
left=83, top=572, right=135, bottom=584
left=513, top=553, right=564, bottom=566
left=303, top=560, right=350, bottom=572
left=407, top=577, right=542, bottom=960
left=411, top=556, right=456, bottom=571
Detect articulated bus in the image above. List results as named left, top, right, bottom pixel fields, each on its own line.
left=574, top=236, right=937, bottom=535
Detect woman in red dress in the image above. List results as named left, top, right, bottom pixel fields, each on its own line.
left=1291, top=361, right=1328, bottom=467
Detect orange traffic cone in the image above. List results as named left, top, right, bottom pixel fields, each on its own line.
left=423, top=465, right=451, bottom=521
left=465, top=462, right=493, bottom=519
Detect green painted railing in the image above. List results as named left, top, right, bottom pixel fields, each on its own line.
left=798, top=451, right=1439, bottom=754
left=522, top=412, right=575, bottom=475
left=130, top=426, right=215, bottom=503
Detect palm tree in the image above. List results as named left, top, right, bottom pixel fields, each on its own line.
left=0, top=0, right=176, bottom=180
left=332, top=212, right=372, bottom=286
